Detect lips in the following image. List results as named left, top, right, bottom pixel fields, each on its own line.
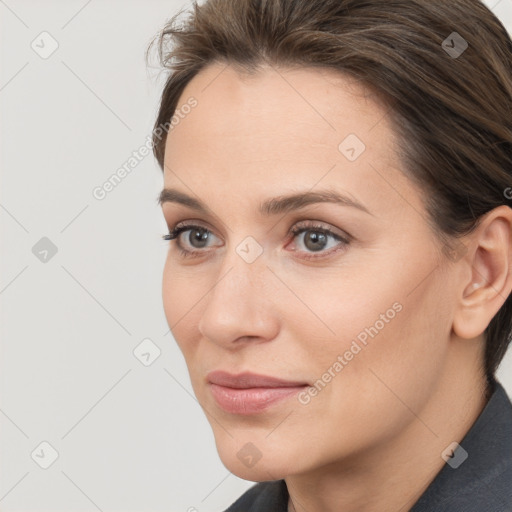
left=207, top=371, right=309, bottom=415
left=207, top=370, right=308, bottom=388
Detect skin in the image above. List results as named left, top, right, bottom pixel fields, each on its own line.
left=160, top=62, right=512, bottom=512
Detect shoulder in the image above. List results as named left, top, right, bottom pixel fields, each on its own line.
left=416, top=459, right=512, bottom=512
left=223, top=480, right=288, bottom=512
left=410, top=380, right=512, bottom=512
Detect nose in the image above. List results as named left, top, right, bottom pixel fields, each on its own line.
left=197, top=247, right=280, bottom=350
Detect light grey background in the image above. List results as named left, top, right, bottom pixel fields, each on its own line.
left=1, top=1, right=511, bottom=511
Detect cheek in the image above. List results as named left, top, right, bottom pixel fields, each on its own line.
left=298, top=257, right=450, bottom=395
left=316, top=271, right=450, bottom=424
left=162, top=259, right=177, bottom=325
left=285, top=269, right=403, bottom=367
left=162, top=257, right=202, bottom=317
left=162, top=259, right=201, bottom=354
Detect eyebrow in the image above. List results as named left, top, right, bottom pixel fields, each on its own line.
left=158, top=188, right=373, bottom=216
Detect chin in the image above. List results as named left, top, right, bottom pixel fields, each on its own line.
left=221, top=454, right=291, bottom=482
left=214, top=435, right=298, bottom=481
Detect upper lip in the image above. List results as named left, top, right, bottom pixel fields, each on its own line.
left=207, top=370, right=308, bottom=389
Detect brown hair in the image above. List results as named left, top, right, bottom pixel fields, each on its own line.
left=147, top=0, right=512, bottom=382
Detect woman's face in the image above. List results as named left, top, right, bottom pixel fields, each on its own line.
left=160, top=63, right=457, bottom=480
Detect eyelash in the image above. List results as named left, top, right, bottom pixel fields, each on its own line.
left=162, top=221, right=350, bottom=261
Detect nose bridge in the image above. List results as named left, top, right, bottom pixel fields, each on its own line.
left=197, top=237, right=278, bottom=345
left=214, top=231, right=269, bottom=301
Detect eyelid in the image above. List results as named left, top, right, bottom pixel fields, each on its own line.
left=167, top=218, right=351, bottom=240
left=290, top=219, right=352, bottom=241
left=165, top=221, right=222, bottom=245
left=164, top=218, right=352, bottom=261
left=165, top=219, right=222, bottom=240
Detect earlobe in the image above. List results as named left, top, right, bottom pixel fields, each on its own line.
left=452, top=206, right=512, bottom=340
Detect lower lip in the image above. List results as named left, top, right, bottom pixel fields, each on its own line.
left=209, top=383, right=307, bottom=415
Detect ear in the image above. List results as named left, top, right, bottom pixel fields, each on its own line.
left=452, top=205, right=512, bottom=340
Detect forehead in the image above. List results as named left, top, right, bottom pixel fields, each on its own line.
left=166, top=62, right=392, bottom=153
left=162, top=62, right=420, bottom=220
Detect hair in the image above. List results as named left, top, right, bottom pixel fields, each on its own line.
left=147, top=0, right=512, bottom=384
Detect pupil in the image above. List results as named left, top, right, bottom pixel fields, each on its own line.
left=305, top=231, right=326, bottom=251
left=190, top=229, right=209, bottom=248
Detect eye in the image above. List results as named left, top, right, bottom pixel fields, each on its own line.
left=162, top=220, right=351, bottom=260
left=162, top=222, right=220, bottom=258
left=287, top=222, right=350, bottom=260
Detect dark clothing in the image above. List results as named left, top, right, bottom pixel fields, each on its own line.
left=224, top=380, right=512, bottom=512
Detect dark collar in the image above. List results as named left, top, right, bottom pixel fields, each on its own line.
left=409, top=379, right=512, bottom=511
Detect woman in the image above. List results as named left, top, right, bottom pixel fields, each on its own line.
left=148, top=0, right=512, bottom=510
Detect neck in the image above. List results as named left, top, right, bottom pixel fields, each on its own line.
left=286, top=364, right=489, bottom=512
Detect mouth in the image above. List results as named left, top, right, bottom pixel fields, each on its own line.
left=207, top=370, right=309, bottom=415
